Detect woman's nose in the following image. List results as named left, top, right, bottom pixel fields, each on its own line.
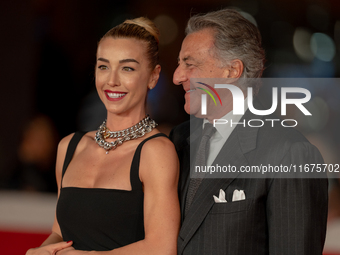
left=107, top=70, right=119, bottom=87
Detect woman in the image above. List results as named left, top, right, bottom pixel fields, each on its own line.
left=26, top=17, right=180, bottom=255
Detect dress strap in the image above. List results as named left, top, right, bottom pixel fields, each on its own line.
left=61, top=131, right=87, bottom=179
left=130, top=133, right=168, bottom=190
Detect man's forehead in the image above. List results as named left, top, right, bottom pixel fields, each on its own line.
left=185, top=29, right=215, bottom=44
left=178, top=44, right=214, bottom=63
left=179, top=30, right=215, bottom=57
left=178, top=55, right=195, bottom=62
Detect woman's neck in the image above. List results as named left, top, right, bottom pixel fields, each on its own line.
left=105, top=111, right=146, bottom=131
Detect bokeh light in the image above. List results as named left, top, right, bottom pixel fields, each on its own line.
left=153, top=15, right=178, bottom=45
left=311, top=32, right=336, bottom=62
left=293, top=27, right=313, bottom=62
left=306, top=96, right=329, bottom=131
left=293, top=95, right=329, bottom=133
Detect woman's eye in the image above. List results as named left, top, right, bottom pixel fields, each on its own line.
left=122, top=67, right=135, bottom=71
left=98, top=65, right=108, bottom=70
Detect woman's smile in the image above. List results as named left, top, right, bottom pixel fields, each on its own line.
left=104, top=90, right=127, bottom=101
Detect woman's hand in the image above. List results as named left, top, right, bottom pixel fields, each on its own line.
left=55, top=246, right=75, bottom=255
left=26, top=241, right=73, bottom=255
left=56, top=246, right=91, bottom=255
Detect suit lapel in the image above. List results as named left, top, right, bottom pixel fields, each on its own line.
left=178, top=141, right=190, bottom=221
left=178, top=129, right=247, bottom=248
left=178, top=100, right=263, bottom=253
left=178, top=117, right=203, bottom=221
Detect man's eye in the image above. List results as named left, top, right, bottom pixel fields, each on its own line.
left=98, top=65, right=108, bottom=70
left=122, top=67, right=135, bottom=71
left=185, top=63, right=193, bottom=67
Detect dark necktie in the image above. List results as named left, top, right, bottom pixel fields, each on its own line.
left=185, top=123, right=216, bottom=216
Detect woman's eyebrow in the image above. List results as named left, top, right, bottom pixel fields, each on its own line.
left=97, top=57, right=109, bottom=63
left=119, top=58, right=140, bottom=64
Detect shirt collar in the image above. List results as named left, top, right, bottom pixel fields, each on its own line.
left=203, top=97, right=249, bottom=139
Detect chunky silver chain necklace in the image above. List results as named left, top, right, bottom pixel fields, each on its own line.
left=95, top=115, right=157, bottom=154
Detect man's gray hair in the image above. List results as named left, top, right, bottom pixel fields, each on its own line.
left=186, top=9, right=265, bottom=92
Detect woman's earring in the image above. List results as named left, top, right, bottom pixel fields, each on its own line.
left=149, top=86, right=153, bottom=90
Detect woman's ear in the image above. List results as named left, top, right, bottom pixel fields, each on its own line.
left=148, top=65, right=161, bottom=90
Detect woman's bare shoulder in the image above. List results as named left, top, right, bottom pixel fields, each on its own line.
left=58, top=131, right=95, bottom=151
left=57, top=133, right=75, bottom=154
left=55, top=133, right=75, bottom=186
left=142, top=133, right=176, bottom=156
left=139, top=133, right=179, bottom=183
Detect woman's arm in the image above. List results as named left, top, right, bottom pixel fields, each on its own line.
left=26, top=234, right=72, bottom=255
left=108, top=136, right=180, bottom=255
left=26, top=134, right=75, bottom=255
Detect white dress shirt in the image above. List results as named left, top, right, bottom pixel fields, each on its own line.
left=203, top=98, right=248, bottom=166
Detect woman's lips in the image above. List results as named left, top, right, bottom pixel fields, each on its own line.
left=104, top=90, right=127, bottom=101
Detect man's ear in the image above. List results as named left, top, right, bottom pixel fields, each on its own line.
left=226, top=59, right=243, bottom=78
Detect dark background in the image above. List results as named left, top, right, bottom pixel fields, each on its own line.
left=1, top=0, right=340, bottom=193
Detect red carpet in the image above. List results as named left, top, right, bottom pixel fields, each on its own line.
left=0, top=230, right=49, bottom=255
left=0, top=230, right=339, bottom=255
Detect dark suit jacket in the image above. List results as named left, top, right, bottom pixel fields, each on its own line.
left=170, top=100, right=328, bottom=255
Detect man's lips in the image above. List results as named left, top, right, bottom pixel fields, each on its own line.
left=186, top=88, right=196, bottom=93
left=104, top=90, right=127, bottom=101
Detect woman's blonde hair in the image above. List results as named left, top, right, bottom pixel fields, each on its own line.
left=100, top=17, right=160, bottom=69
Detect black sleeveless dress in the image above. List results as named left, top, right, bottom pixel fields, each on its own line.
left=56, top=132, right=167, bottom=251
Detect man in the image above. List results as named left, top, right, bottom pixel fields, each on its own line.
left=170, top=8, right=328, bottom=255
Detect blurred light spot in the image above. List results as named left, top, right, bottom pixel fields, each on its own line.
left=306, top=4, right=330, bottom=31
left=295, top=96, right=329, bottom=132
left=311, top=33, right=336, bottom=62
left=306, top=96, right=329, bottom=131
left=153, top=15, right=178, bottom=45
left=326, top=88, right=340, bottom=112
left=293, top=28, right=313, bottom=62
left=311, top=58, right=335, bottom=77
left=239, top=11, right=257, bottom=27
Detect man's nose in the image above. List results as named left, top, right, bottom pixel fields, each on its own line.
left=173, top=65, right=186, bottom=86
